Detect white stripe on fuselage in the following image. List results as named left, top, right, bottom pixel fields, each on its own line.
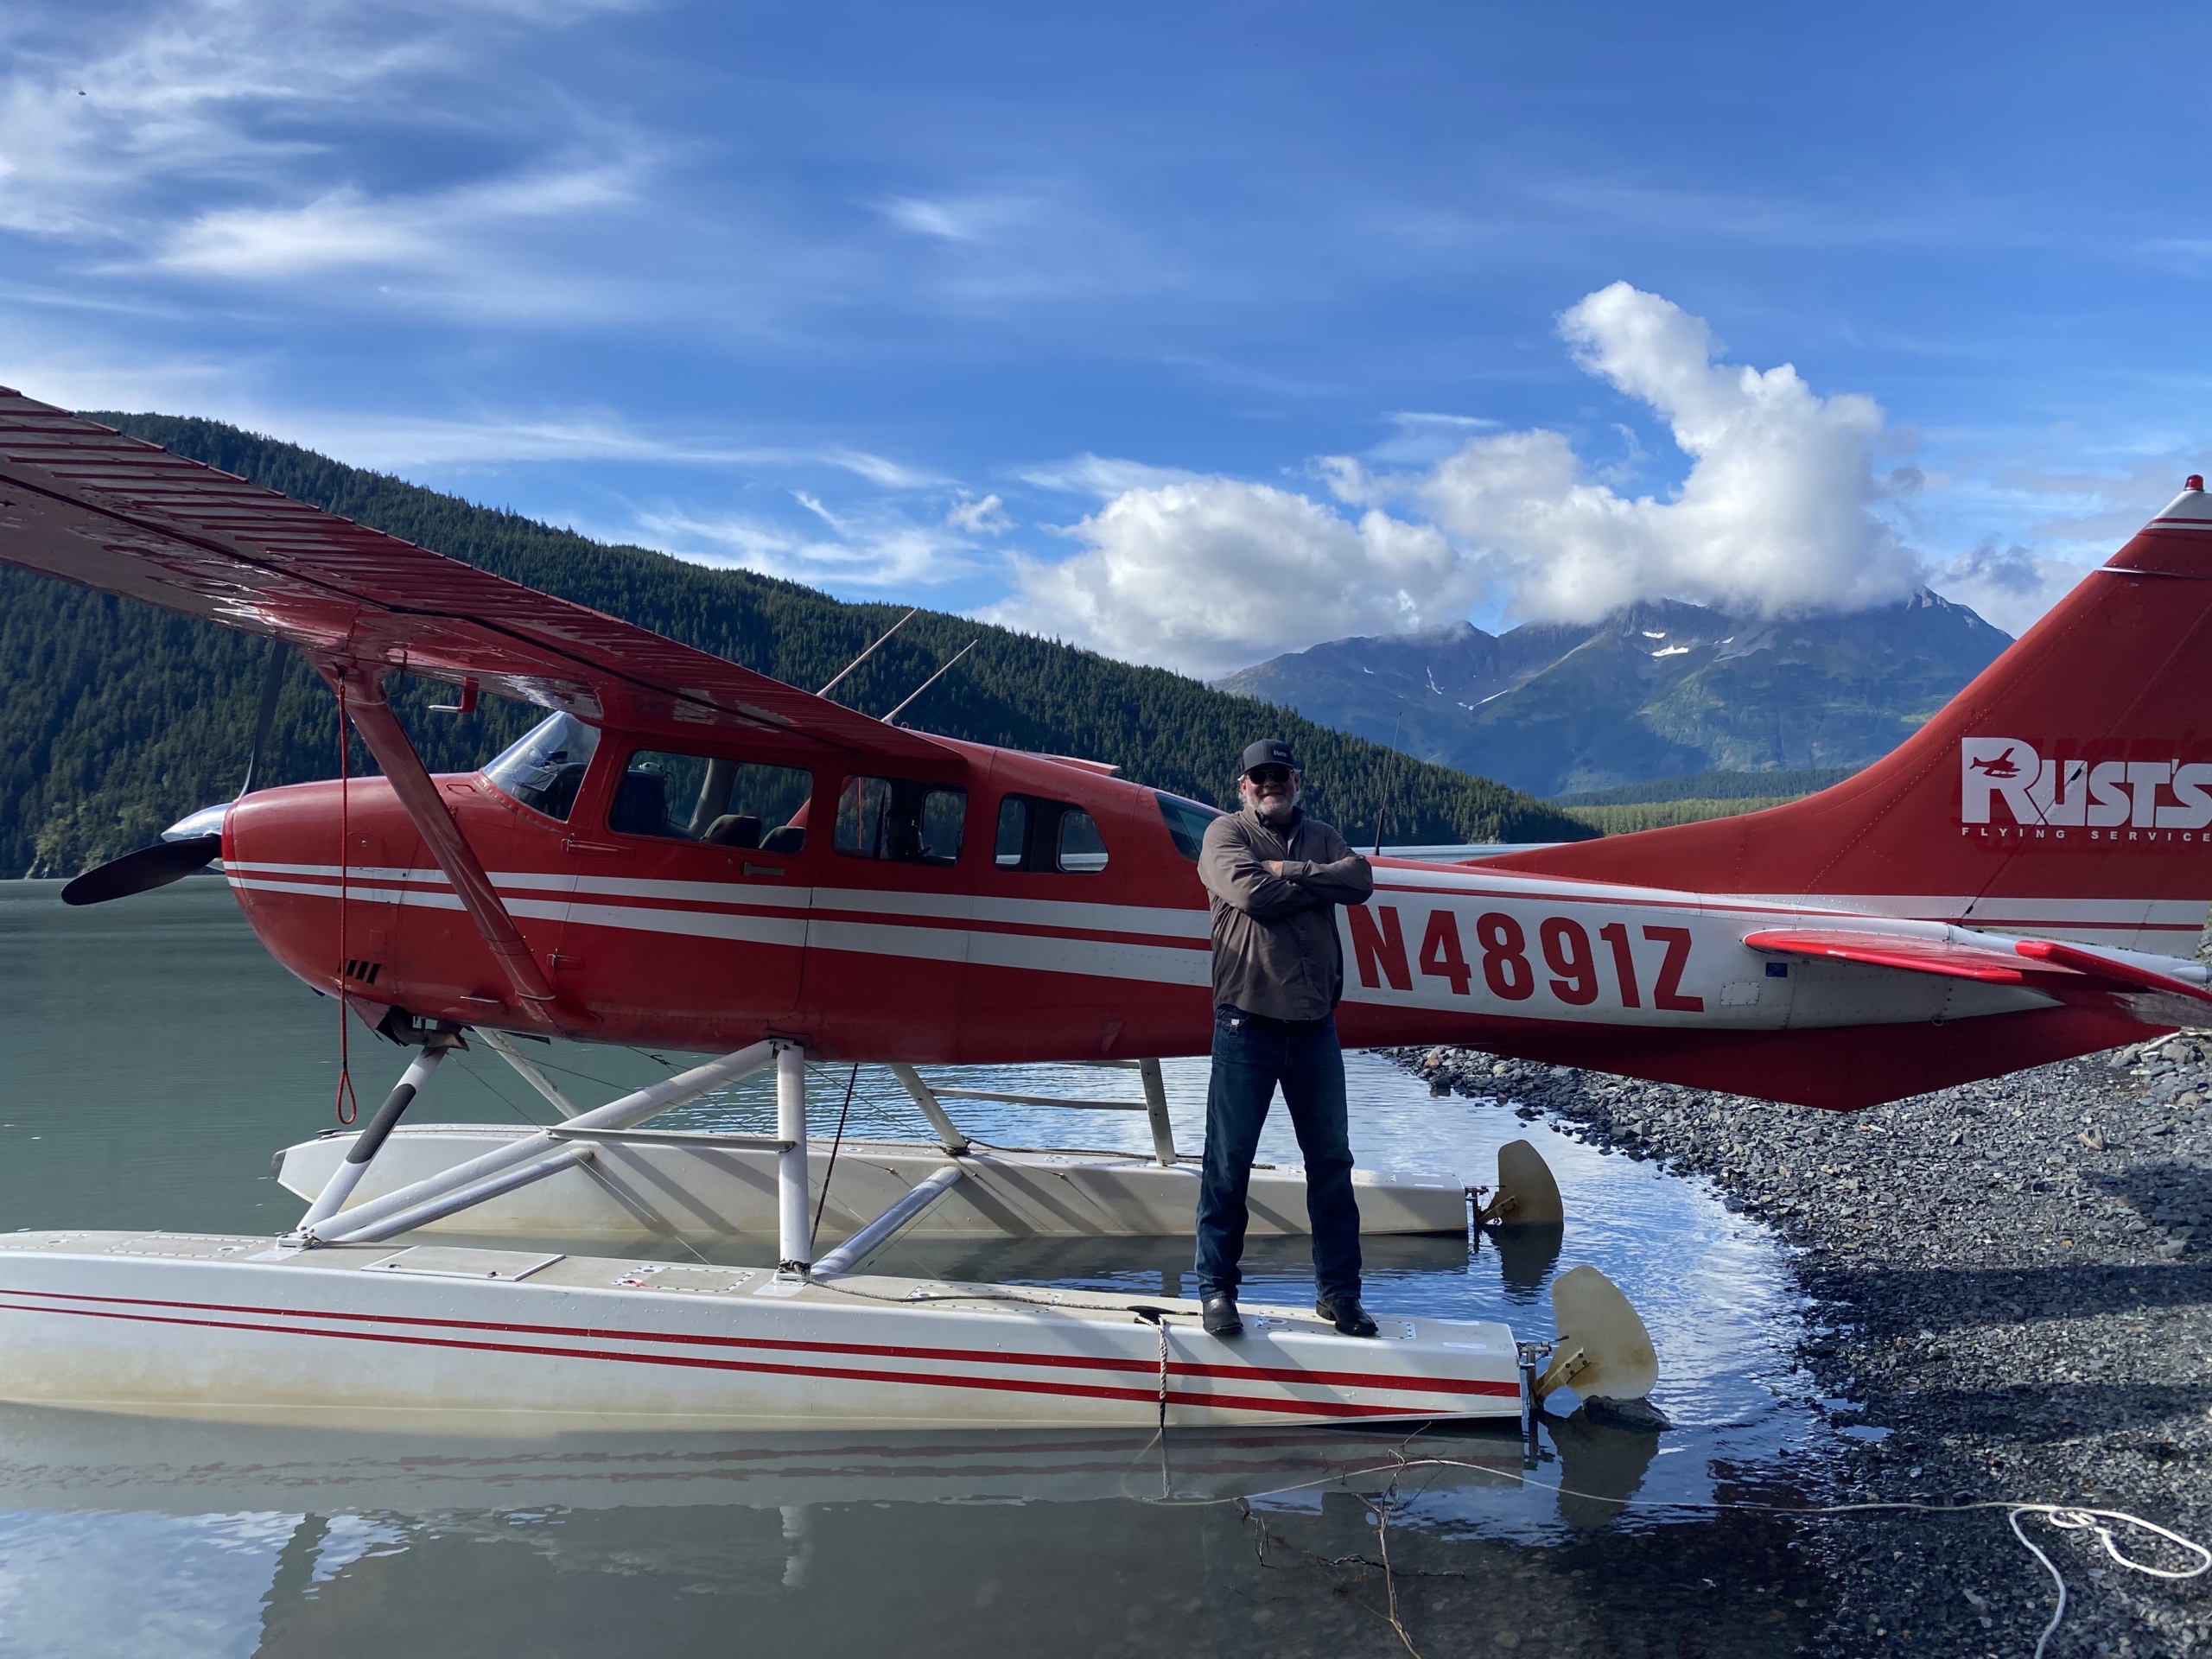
left=226, top=860, right=2201, bottom=1020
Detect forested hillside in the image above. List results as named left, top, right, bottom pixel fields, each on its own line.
left=1549, top=767, right=1860, bottom=807
left=0, top=413, right=1592, bottom=876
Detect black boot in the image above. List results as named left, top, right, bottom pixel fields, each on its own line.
left=1315, top=1294, right=1378, bottom=1338
left=1201, top=1292, right=1243, bottom=1338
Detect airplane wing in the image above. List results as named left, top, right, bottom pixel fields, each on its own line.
left=0, top=389, right=953, bottom=763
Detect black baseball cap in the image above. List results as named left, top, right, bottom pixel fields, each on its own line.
left=1240, top=739, right=1299, bottom=776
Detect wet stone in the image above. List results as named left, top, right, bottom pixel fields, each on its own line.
left=1382, top=1033, right=2212, bottom=1657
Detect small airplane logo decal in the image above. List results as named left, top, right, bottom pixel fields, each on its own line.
left=1967, top=747, right=2025, bottom=779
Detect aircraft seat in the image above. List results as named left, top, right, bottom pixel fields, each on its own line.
left=703, top=813, right=763, bottom=848
left=610, top=771, right=674, bottom=838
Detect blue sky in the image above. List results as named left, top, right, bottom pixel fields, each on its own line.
left=3, top=2, right=2209, bottom=676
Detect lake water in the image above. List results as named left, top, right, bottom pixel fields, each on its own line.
left=0, top=877, right=1843, bottom=1657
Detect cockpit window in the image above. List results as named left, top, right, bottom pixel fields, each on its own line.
left=483, top=712, right=601, bottom=822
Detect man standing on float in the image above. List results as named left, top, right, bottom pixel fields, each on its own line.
left=1195, top=739, right=1379, bottom=1338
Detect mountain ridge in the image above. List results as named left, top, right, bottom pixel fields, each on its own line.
left=1215, top=592, right=2012, bottom=798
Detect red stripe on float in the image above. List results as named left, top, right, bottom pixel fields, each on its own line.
left=0, top=1299, right=1491, bottom=1417
left=0, top=1285, right=1518, bottom=1397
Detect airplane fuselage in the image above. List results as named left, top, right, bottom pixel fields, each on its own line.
left=224, top=727, right=2149, bottom=1111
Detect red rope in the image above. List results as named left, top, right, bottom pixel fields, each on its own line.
left=334, top=676, right=358, bottom=1125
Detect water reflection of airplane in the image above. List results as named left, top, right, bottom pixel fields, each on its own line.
left=0, top=1405, right=1694, bottom=1652
left=0, top=1402, right=1657, bottom=1548
left=0, top=1407, right=1527, bottom=1512
left=4, top=388, right=2204, bottom=1432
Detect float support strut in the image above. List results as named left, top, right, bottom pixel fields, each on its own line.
left=1139, top=1058, right=1176, bottom=1167
left=321, top=1143, right=595, bottom=1244
left=777, top=1042, right=810, bottom=1274
left=297, top=1033, right=458, bottom=1230
left=477, top=1028, right=582, bottom=1117
left=889, top=1063, right=969, bottom=1154
left=305, top=1040, right=775, bottom=1245
left=812, top=1164, right=966, bottom=1276
left=335, top=671, right=573, bottom=1033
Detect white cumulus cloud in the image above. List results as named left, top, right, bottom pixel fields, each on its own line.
left=983, top=479, right=1465, bottom=680
left=992, top=282, right=1931, bottom=676
left=1344, top=281, right=1923, bottom=623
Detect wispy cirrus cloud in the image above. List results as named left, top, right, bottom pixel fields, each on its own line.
left=1015, top=452, right=1200, bottom=499
left=0, top=0, right=657, bottom=321
left=634, top=503, right=982, bottom=590
left=156, top=165, right=637, bottom=280
left=944, top=491, right=1010, bottom=533
left=880, top=194, right=1034, bottom=244
left=238, top=408, right=944, bottom=484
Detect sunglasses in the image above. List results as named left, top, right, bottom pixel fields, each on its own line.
left=1245, top=766, right=1294, bottom=787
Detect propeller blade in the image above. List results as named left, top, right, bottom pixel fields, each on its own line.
left=238, top=639, right=289, bottom=798
left=60, top=835, right=223, bottom=907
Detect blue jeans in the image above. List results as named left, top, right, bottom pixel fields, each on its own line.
left=1194, top=1006, right=1363, bottom=1304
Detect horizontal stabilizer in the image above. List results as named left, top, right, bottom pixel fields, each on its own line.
left=1741, top=928, right=2038, bottom=984
left=2013, top=937, right=2212, bottom=1007
left=1745, top=926, right=2212, bottom=1013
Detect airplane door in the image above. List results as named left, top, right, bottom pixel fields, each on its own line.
left=564, top=744, right=817, bottom=1041
left=798, top=766, right=976, bottom=1061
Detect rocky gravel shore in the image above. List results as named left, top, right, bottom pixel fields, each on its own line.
left=1393, top=1037, right=2212, bottom=1656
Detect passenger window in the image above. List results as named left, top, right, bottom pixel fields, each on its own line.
left=483, top=712, right=601, bottom=823
left=609, top=750, right=813, bottom=852
left=995, top=797, right=1029, bottom=868
left=1154, top=791, right=1222, bottom=861
left=995, top=793, right=1109, bottom=874
left=1058, top=810, right=1109, bottom=874
left=835, top=776, right=966, bottom=866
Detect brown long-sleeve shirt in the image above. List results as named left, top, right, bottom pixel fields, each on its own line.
left=1198, top=806, right=1376, bottom=1020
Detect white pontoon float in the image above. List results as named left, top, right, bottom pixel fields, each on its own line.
left=269, top=1048, right=1471, bottom=1245
left=0, top=1038, right=1657, bottom=1431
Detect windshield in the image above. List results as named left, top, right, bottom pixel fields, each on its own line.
left=482, top=712, right=601, bottom=822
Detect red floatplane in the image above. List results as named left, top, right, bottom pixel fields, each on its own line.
left=0, top=388, right=2205, bottom=1430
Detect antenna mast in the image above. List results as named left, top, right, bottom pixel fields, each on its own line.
left=1374, top=710, right=1403, bottom=857
left=882, top=639, right=978, bottom=725
left=817, top=608, right=918, bottom=700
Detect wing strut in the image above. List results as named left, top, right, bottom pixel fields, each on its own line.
left=339, top=671, right=582, bottom=1033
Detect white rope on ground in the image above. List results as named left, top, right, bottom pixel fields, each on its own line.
left=2006, top=1504, right=2211, bottom=1659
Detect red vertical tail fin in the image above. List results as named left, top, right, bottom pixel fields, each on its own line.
left=1487, top=480, right=2212, bottom=956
